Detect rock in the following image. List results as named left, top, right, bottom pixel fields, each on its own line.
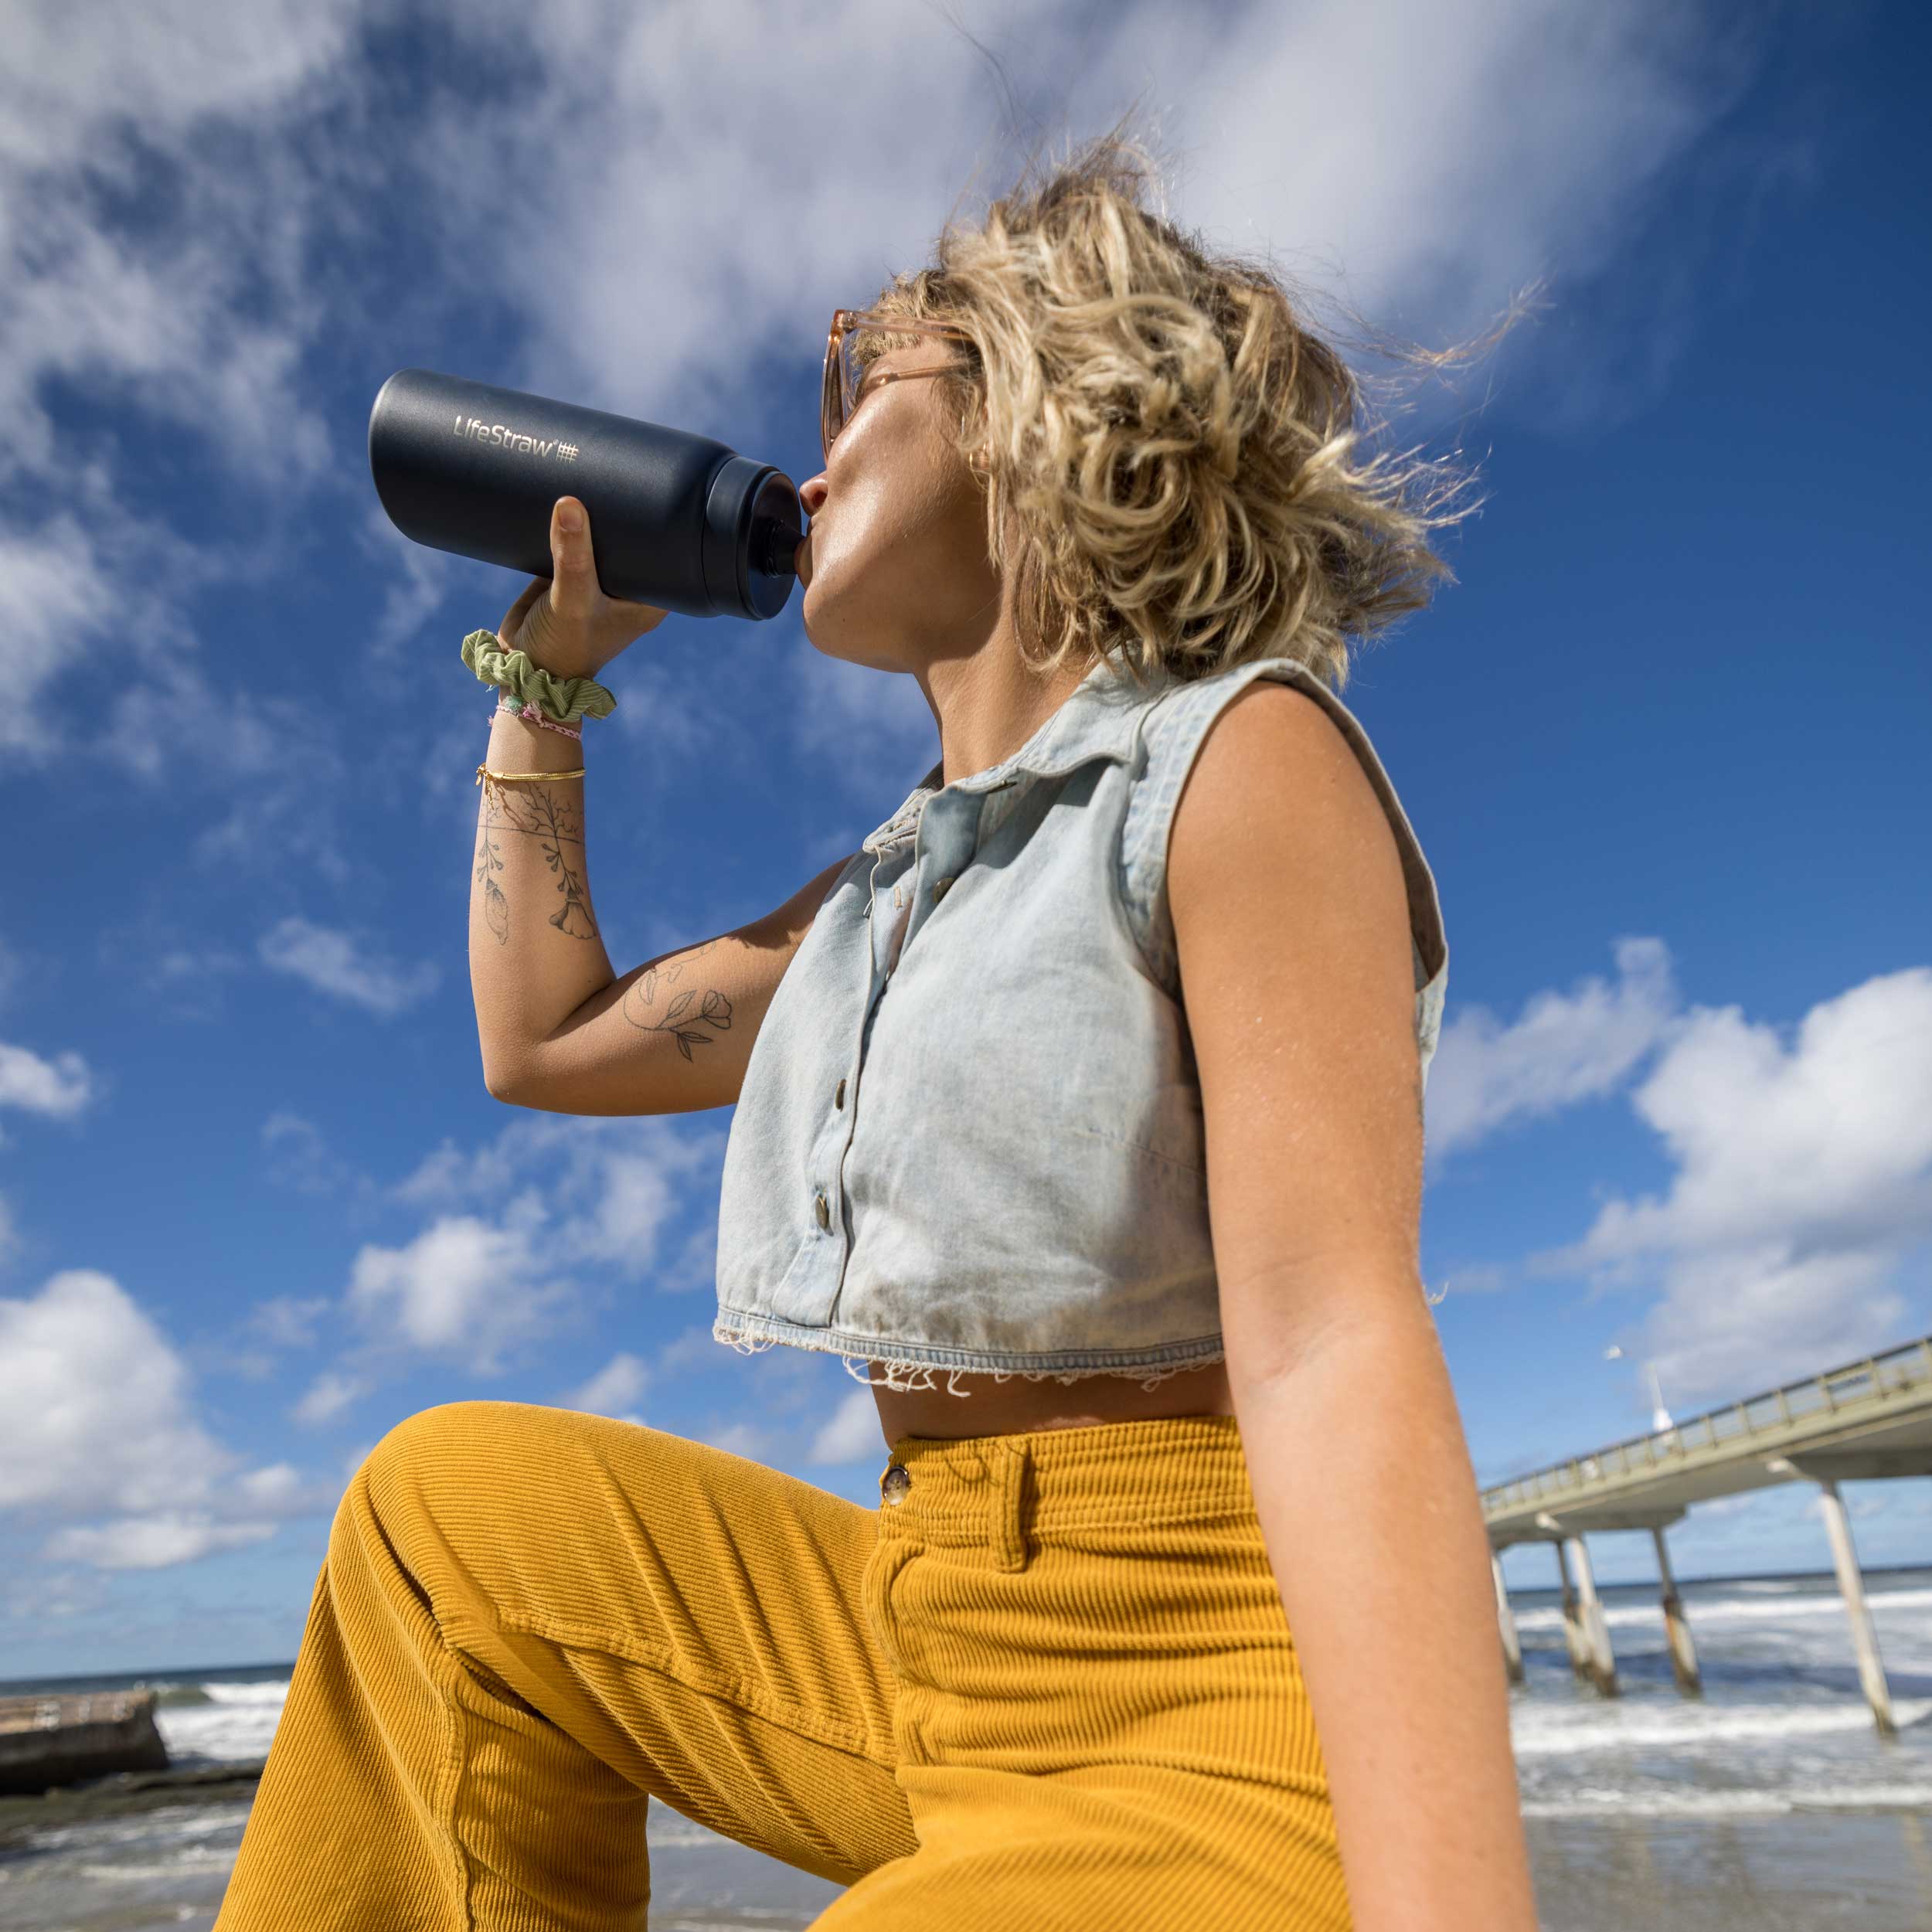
left=0, top=1689, right=172, bottom=1795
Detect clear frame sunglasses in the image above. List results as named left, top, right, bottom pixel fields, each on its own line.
left=821, top=308, right=978, bottom=462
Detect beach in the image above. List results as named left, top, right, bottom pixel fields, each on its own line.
left=5, top=1563, right=1929, bottom=1930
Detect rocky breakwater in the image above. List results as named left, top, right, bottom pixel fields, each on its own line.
left=0, top=1689, right=171, bottom=1794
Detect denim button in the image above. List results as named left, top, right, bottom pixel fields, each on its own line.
left=835, top=1078, right=846, bottom=1110
left=882, top=1463, right=912, bottom=1505
left=932, top=876, right=953, bottom=901
left=814, top=1191, right=830, bottom=1230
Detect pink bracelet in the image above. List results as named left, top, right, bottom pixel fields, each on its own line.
left=490, top=698, right=583, bottom=743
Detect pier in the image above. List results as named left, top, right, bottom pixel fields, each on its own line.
left=0, top=1690, right=170, bottom=1795
left=1484, top=1331, right=1932, bottom=1734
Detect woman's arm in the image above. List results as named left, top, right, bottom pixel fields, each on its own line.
left=1167, top=682, right=1536, bottom=1931
left=1230, top=1304, right=1537, bottom=1931
left=471, top=703, right=612, bottom=1095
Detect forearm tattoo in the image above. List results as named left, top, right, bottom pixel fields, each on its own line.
left=621, top=939, right=733, bottom=1061
left=474, top=784, right=597, bottom=942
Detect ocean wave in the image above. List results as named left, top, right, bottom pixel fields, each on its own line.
left=74, top=1839, right=239, bottom=1881
left=156, top=1680, right=290, bottom=1764
left=1509, top=1584, right=1932, bottom=1633
left=1510, top=1694, right=1932, bottom=1755
left=198, top=1680, right=294, bottom=1706
left=1522, top=1781, right=1932, bottom=1818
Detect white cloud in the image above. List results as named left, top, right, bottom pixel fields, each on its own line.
left=0, top=516, right=128, bottom=757
left=257, top=916, right=440, bottom=1018
left=0, top=1270, right=329, bottom=1567
left=0, top=1039, right=96, bottom=1118
left=247, top=1291, right=334, bottom=1350
left=0, top=2, right=362, bottom=784
left=275, top=1117, right=723, bottom=1409
left=563, top=1352, right=649, bottom=1423
left=94, top=929, right=256, bottom=1026
left=0, top=0, right=357, bottom=481
left=233, top=1462, right=313, bottom=1511
left=686, top=1420, right=765, bottom=1462
left=1425, top=936, right=1683, bottom=1161
left=101, top=673, right=354, bottom=883
left=44, top=1514, right=279, bottom=1572
left=0, top=1271, right=233, bottom=1515
left=4, top=1566, right=111, bottom=1628
left=1529, top=966, right=1932, bottom=1405
left=344, top=1214, right=574, bottom=1372
left=391, top=1112, right=723, bottom=1291
left=292, top=1369, right=367, bottom=1426
left=573, top=1154, right=684, bottom=1272
left=807, top=1387, right=888, bottom=1466
left=0, top=0, right=363, bottom=176
left=260, top=1113, right=366, bottom=1197
left=446, top=0, right=1735, bottom=420
left=2, top=0, right=1749, bottom=840
left=382, top=0, right=1745, bottom=775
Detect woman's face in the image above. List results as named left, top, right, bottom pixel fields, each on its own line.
left=794, top=335, right=998, bottom=672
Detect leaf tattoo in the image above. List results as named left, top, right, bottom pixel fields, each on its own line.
left=621, top=950, right=733, bottom=1060
left=477, top=781, right=598, bottom=941
left=474, top=825, right=509, bottom=944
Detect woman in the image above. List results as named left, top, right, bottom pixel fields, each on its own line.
left=217, top=128, right=1537, bottom=1930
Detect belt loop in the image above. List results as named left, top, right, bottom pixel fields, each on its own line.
left=989, top=1437, right=1029, bottom=1572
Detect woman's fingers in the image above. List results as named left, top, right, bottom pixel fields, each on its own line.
left=498, top=573, right=545, bottom=644
left=490, top=498, right=663, bottom=672
left=546, top=496, right=596, bottom=623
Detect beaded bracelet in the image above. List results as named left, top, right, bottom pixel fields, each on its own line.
left=490, top=697, right=583, bottom=743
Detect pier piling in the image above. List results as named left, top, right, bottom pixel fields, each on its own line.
left=1811, top=1475, right=1897, bottom=1738
left=1492, top=1551, right=1524, bottom=1685
left=1551, top=1539, right=1589, bottom=1681
left=1566, top=1533, right=1620, bottom=1697
left=1651, top=1522, right=1702, bottom=1696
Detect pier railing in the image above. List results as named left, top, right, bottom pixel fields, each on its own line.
left=1481, top=1331, right=1932, bottom=1518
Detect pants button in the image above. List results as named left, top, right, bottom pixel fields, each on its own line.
left=881, top=1463, right=912, bottom=1505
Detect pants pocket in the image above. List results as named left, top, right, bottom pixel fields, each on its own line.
left=862, top=1537, right=921, bottom=1679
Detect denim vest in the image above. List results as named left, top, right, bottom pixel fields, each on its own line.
left=713, top=651, right=1448, bottom=1395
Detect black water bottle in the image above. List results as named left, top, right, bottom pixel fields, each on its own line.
left=368, top=368, right=802, bottom=621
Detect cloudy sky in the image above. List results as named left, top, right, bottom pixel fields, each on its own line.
left=2, top=0, right=1927, bottom=1677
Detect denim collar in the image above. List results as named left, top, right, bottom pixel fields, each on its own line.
left=861, top=652, right=1175, bottom=853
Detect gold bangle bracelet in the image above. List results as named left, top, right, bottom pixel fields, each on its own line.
left=475, top=764, right=587, bottom=786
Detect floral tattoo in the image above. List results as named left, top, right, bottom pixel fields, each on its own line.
left=622, top=942, right=733, bottom=1060
left=475, top=784, right=597, bottom=941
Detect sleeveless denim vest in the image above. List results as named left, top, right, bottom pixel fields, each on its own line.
left=713, top=651, right=1448, bottom=1395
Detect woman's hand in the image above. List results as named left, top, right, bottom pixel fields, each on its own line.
left=497, top=496, right=667, bottom=682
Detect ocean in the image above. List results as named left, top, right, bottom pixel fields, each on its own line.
left=3, top=1563, right=1930, bottom=1930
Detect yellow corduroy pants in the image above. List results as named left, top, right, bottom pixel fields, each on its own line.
left=215, top=1400, right=1349, bottom=1930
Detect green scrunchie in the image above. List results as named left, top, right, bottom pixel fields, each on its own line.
left=461, top=629, right=617, bottom=724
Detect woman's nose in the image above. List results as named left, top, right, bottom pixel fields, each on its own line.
left=798, top=473, right=828, bottom=515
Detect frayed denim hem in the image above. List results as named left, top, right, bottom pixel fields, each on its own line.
left=711, top=1316, right=1224, bottom=1396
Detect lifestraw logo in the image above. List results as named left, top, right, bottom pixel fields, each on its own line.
left=452, top=414, right=579, bottom=461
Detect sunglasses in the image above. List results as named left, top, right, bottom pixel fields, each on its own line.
left=821, top=308, right=978, bottom=464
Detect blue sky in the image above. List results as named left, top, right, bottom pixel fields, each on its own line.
left=2, top=0, right=1928, bottom=1679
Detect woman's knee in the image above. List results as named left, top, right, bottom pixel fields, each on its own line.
left=361, top=1399, right=512, bottom=1498
left=331, top=1401, right=522, bottom=1567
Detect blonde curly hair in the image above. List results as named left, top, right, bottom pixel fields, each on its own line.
left=856, top=118, right=1486, bottom=696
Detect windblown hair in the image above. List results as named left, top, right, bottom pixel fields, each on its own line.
left=859, top=117, right=1492, bottom=694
